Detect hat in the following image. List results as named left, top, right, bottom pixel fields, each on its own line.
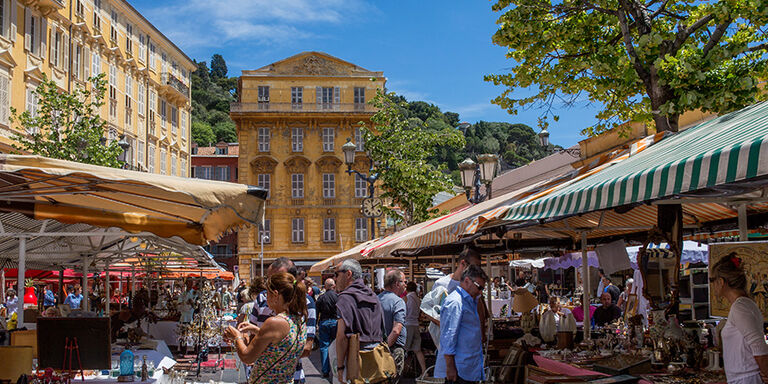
left=512, top=288, right=539, bottom=313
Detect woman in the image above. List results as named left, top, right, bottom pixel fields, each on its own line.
left=4, top=288, right=18, bottom=316
left=224, top=272, right=308, bottom=384
left=617, top=279, right=633, bottom=309
left=711, top=253, right=768, bottom=383
left=63, top=285, right=83, bottom=310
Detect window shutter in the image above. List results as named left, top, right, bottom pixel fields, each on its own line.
left=48, top=29, right=54, bottom=60
left=333, top=86, right=340, bottom=110
left=2, top=0, right=9, bottom=39
left=23, top=8, right=30, bottom=51
left=9, top=0, right=16, bottom=41
left=0, top=75, right=9, bottom=125
left=63, top=33, right=69, bottom=72
left=83, top=46, right=90, bottom=78
left=316, top=86, right=321, bottom=109
left=40, top=18, right=46, bottom=58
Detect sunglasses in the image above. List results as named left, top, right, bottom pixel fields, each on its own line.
left=472, top=280, right=485, bottom=292
left=334, top=270, right=347, bottom=277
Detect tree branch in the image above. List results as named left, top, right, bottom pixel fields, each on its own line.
left=616, top=3, right=650, bottom=80
left=747, top=43, right=768, bottom=53
left=702, top=19, right=732, bottom=58
left=667, top=14, right=715, bottom=55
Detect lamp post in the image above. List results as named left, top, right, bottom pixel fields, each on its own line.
left=459, top=153, right=499, bottom=204
left=538, top=126, right=580, bottom=157
left=342, top=138, right=379, bottom=240
left=259, top=234, right=269, bottom=278
left=117, top=135, right=131, bottom=169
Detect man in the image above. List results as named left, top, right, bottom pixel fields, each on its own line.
left=543, top=296, right=571, bottom=327
left=379, top=269, right=407, bottom=381
left=405, top=281, right=427, bottom=375
left=593, top=292, right=622, bottom=326
left=435, top=264, right=487, bottom=384
left=603, top=276, right=621, bottom=304
left=596, top=269, right=606, bottom=298
left=315, top=278, right=338, bottom=378
left=64, top=285, right=84, bottom=310
left=43, top=284, right=56, bottom=308
left=221, top=286, right=233, bottom=311
left=333, top=259, right=384, bottom=382
left=245, top=257, right=315, bottom=384
left=420, top=247, right=483, bottom=348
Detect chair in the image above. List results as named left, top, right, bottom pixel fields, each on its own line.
left=11, top=329, right=37, bottom=358
left=0, top=346, right=33, bottom=381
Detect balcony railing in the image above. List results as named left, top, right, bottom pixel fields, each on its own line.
left=231, top=102, right=373, bottom=113
left=161, top=72, right=190, bottom=98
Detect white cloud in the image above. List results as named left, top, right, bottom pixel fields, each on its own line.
left=447, top=102, right=495, bottom=118
left=142, top=0, right=373, bottom=49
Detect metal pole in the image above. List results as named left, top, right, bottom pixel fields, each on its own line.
left=0, top=269, right=5, bottom=303
left=738, top=204, right=748, bottom=241
left=581, top=232, right=591, bottom=340
left=486, top=252, right=493, bottom=342
left=58, top=267, right=65, bottom=304
left=131, top=269, right=136, bottom=308
left=18, top=237, right=26, bottom=325
left=119, top=272, right=123, bottom=311
left=82, top=256, right=89, bottom=312
left=105, top=262, right=110, bottom=316
left=260, top=235, right=264, bottom=278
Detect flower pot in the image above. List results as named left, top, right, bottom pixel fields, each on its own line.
left=23, top=287, right=37, bottom=308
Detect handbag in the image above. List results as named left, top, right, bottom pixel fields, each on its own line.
left=347, top=333, right=361, bottom=380
left=358, top=342, right=397, bottom=383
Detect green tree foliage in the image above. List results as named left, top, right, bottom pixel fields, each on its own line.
left=190, top=54, right=238, bottom=145
left=361, top=89, right=465, bottom=226
left=11, top=74, right=124, bottom=167
left=486, top=0, right=768, bottom=135
left=191, top=121, right=215, bottom=147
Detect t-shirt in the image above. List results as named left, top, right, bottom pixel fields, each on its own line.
left=378, top=290, right=406, bottom=347
left=316, top=290, right=338, bottom=322
left=722, top=296, right=768, bottom=382
left=405, top=291, right=421, bottom=327
left=593, top=304, right=622, bottom=326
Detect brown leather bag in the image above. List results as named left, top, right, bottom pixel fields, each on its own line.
left=346, top=333, right=361, bottom=380
left=346, top=336, right=397, bottom=384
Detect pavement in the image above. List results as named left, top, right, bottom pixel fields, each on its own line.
left=302, top=349, right=417, bottom=384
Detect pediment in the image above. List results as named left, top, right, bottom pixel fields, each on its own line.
left=0, top=49, right=17, bottom=68
left=283, top=155, right=312, bottom=172
left=315, top=155, right=343, bottom=172
left=250, top=155, right=278, bottom=173
left=251, top=51, right=381, bottom=77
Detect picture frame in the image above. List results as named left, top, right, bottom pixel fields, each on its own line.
left=623, top=294, right=638, bottom=321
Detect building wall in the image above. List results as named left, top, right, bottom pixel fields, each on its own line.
left=232, top=52, right=386, bottom=281
left=0, top=0, right=194, bottom=177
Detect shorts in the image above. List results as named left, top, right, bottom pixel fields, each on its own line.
left=391, top=345, right=405, bottom=377
left=404, top=325, right=422, bottom=351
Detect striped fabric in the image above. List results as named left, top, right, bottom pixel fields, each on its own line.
left=501, top=102, right=768, bottom=222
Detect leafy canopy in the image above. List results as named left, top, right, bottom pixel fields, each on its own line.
left=191, top=54, right=237, bottom=146
left=361, top=89, right=465, bottom=226
left=11, top=74, right=124, bottom=167
left=486, top=0, right=768, bottom=135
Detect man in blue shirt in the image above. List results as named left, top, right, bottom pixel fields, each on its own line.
left=43, top=284, right=56, bottom=308
left=378, top=269, right=407, bottom=379
left=435, top=264, right=487, bottom=384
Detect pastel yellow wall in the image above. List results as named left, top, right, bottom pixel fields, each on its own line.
left=0, top=0, right=194, bottom=177
left=232, top=52, right=386, bottom=280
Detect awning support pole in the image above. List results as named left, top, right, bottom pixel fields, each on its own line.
left=409, top=260, right=413, bottom=281
left=486, top=252, right=493, bottom=342
left=17, top=236, right=26, bottom=325
left=119, top=272, right=123, bottom=311
left=82, top=256, right=89, bottom=312
left=1, top=269, right=5, bottom=303
left=131, top=270, right=136, bottom=309
left=738, top=204, right=748, bottom=241
left=105, top=261, right=110, bottom=316
left=582, top=232, right=590, bottom=341
left=58, top=267, right=64, bottom=304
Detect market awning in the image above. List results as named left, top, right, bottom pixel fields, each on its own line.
left=0, top=155, right=267, bottom=245
left=509, top=259, right=545, bottom=268
left=498, top=102, right=768, bottom=223
left=309, top=240, right=377, bottom=273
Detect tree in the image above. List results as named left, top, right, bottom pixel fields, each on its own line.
left=212, top=121, right=237, bottom=143
left=11, top=74, right=124, bottom=167
left=191, top=121, right=215, bottom=147
left=210, top=54, right=228, bottom=80
left=486, top=0, right=768, bottom=135
left=361, top=89, right=465, bottom=226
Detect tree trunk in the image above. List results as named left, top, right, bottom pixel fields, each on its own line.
left=652, top=112, right=679, bottom=133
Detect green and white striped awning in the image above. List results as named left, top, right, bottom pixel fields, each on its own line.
left=501, top=101, right=768, bottom=222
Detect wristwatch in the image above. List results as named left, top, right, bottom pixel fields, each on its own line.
left=337, top=365, right=345, bottom=371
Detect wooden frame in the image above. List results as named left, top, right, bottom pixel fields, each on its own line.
left=623, top=294, right=638, bottom=321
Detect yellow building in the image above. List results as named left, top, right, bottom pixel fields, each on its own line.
left=0, top=0, right=195, bottom=176
left=231, top=51, right=386, bottom=280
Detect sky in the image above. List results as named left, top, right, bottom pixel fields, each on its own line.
left=130, top=0, right=602, bottom=148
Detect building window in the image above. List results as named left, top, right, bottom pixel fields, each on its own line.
left=139, top=33, right=146, bottom=61
left=322, top=127, right=334, bottom=152
left=73, top=44, right=82, bottom=80
left=355, top=173, right=368, bottom=198
left=291, top=218, right=305, bottom=243
left=171, top=152, right=177, bottom=176
left=322, top=173, right=335, bottom=199
left=291, top=87, right=302, bottom=109
left=148, top=142, right=155, bottom=173
left=137, top=139, right=144, bottom=166
left=25, top=12, right=43, bottom=57
left=149, top=43, right=155, bottom=68
left=323, top=217, right=336, bottom=242
left=92, top=0, right=101, bottom=29
left=160, top=99, right=167, bottom=130
left=91, top=50, right=101, bottom=77
left=171, top=105, right=178, bottom=135
left=0, top=70, right=9, bottom=127
left=257, top=127, right=269, bottom=152
left=181, top=157, right=187, bottom=177
left=51, top=30, right=60, bottom=67
left=355, top=218, right=368, bottom=242
left=181, top=110, right=187, bottom=140
left=215, top=165, right=230, bottom=181
left=137, top=83, right=145, bottom=116
left=291, top=127, right=303, bottom=152
left=355, top=126, right=364, bottom=151
left=257, top=173, right=270, bottom=199
left=259, top=219, right=271, bottom=243
left=317, top=86, right=339, bottom=110
left=215, top=146, right=228, bottom=155
left=160, top=147, right=167, bottom=175
left=258, top=86, right=269, bottom=109
left=125, top=23, right=133, bottom=54
left=291, top=173, right=304, bottom=199
left=26, top=86, right=38, bottom=120
left=354, top=87, right=365, bottom=109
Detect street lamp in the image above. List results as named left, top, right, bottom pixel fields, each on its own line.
left=117, top=135, right=131, bottom=168
left=259, top=234, right=269, bottom=278
left=342, top=138, right=379, bottom=240
left=459, top=153, right=499, bottom=204
left=538, top=127, right=580, bottom=157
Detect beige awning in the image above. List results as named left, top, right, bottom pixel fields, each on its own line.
left=0, top=155, right=266, bottom=245
left=310, top=240, right=377, bottom=273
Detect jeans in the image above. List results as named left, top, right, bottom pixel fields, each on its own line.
left=318, top=319, right=337, bottom=375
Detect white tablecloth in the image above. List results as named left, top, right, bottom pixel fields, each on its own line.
left=146, top=321, right=179, bottom=347
left=491, top=298, right=513, bottom=317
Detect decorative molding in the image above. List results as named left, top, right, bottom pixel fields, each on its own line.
left=283, top=155, right=312, bottom=173
left=249, top=155, right=278, bottom=173
left=315, top=155, right=342, bottom=172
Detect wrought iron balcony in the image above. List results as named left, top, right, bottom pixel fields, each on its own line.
left=230, top=102, right=373, bottom=113
left=161, top=72, right=189, bottom=100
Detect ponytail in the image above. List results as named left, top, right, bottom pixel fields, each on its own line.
left=266, top=272, right=308, bottom=320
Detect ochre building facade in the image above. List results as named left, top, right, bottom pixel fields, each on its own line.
left=0, top=0, right=195, bottom=176
left=231, top=52, right=386, bottom=280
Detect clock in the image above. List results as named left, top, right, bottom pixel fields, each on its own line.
left=361, top=197, right=383, bottom=217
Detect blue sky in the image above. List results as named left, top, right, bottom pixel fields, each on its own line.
left=131, top=0, right=601, bottom=148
